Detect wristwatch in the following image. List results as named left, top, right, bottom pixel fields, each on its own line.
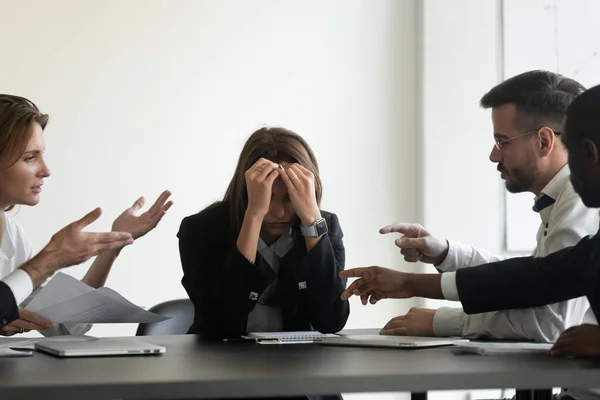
left=300, top=217, right=328, bottom=238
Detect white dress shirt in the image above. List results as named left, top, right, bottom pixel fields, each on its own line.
left=0, top=213, right=90, bottom=336
left=245, top=230, right=295, bottom=333
left=1, top=214, right=35, bottom=307
left=436, top=165, right=599, bottom=342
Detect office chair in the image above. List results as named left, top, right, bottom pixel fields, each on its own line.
left=136, top=298, right=194, bottom=336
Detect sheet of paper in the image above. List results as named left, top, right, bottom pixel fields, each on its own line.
left=25, top=273, right=169, bottom=324
left=0, top=348, right=32, bottom=357
left=26, top=273, right=94, bottom=313
left=0, top=337, right=38, bottom=350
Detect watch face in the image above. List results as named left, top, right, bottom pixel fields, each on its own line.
left=315, top=219, right=328, bottom=236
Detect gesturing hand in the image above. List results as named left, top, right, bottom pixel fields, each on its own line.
left=43, top=208, right=134, bottom=269
left=380, top=223, right=449, bottom=265
left=339, top=266, right=410, bottom=305
left=112, top=190, right=173, bottom=240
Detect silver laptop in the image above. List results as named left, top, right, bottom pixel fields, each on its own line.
left=313, top=334, right=461, bottom=349
left=35, top=338, right=166, bottom=357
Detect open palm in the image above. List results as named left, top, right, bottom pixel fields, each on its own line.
left=112, top=190, right=173, bottom=239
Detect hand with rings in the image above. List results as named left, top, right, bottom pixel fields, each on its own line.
left=245, top=158, right=280, bottom=219
left=0, top=308, right=53, bottom=336
left=278, top=163, right=321, bottom=227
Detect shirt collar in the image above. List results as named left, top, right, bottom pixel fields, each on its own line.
left=536, top=164, right=570, bottom=202
left=0, top=214, right=16, bottom=261
left=258, top=229, right=295, bottom=258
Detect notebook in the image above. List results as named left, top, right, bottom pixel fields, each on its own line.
left=34, top=338, right=166, bottom=357
left=454, top=341, right=553, bottom=355
left=245, top=331, right=339, bottom=343
left=313, top=334, right=461, bottom=349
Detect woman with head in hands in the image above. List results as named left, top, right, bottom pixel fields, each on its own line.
left=178, top=126, right=349, bottom=340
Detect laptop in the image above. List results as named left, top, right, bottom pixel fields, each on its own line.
left=34, top=338, right=166, bottom=357
left=313, top=334, right=462, bottom=349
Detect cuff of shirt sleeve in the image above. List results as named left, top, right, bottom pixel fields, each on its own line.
left=2, top=269, right=34, bottom=306
left=433, top=307, right=466, bottom=337
left=436, top=239, right=474, bottom=273
left=435, top=240, right=457, bottom=272
left=440, top=272, right=459, bottom=301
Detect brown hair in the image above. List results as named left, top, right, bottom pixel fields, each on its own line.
left=0, top=94, right=49, bottom=211
left=222, top=126, right=323, bottom=235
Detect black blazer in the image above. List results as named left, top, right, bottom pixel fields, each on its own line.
left=178, top=202, right=350, bottom=339
left=0, top=281, right=19, bottom=328
left=455, top=227, right=600, bottom=321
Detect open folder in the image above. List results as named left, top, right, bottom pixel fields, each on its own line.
left=25, top=273, right=169, bottom=324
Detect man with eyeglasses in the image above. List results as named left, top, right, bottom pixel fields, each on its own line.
left=373, top=70, right=599, bottom=345
left=341, top=82, right=600, bottom=400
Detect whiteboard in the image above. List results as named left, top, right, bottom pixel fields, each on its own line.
left=502, top=0, right=600, bottom=253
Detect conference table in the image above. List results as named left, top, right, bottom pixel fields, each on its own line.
left=0, top=332, right=599, bottom=399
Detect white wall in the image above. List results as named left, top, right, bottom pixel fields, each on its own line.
left=421, top=0, right=503, bottom=295
left=503, top=0, right=600, bottom=254
left=420, top=2, right=503, bottom=400
left=0, top=0, right=420, bottom=340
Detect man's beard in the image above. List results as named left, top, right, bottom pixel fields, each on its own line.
left=498, top=161, right=538, bottom=193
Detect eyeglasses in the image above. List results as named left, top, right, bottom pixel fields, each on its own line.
left=494, top=128, right=561, bottom=150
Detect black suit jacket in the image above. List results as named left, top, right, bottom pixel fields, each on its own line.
left=178, top=202, right=350, bottom=339
left=455, top=227, right=600, bottom=321
left=0, top=281, right=19, bottom=328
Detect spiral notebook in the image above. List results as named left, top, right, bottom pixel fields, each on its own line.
left=245, top=331, right=339, bottom=344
